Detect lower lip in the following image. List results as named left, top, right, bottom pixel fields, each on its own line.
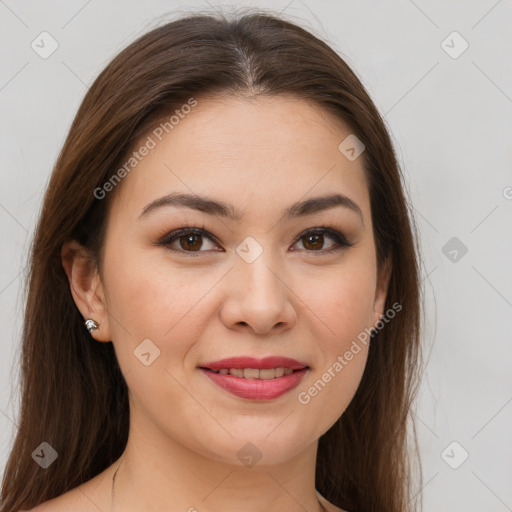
left=200, top=368, right=308, bottom=400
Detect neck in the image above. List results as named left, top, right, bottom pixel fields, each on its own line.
left=109, top=431, right=327, bottom=512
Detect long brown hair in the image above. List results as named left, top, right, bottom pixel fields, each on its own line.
left=1, top=9, right=423, bottom=512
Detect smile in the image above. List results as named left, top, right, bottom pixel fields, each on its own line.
left=200, top=367, right=309, bottom=400
left=206, top=367, right=297, bottom=379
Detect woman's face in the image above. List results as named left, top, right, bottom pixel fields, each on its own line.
left=94, top=94, right=389, bottom=466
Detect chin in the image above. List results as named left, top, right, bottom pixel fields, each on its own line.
left=200, top=430, right=313, bottom=468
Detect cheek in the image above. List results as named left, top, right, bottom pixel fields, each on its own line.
left=106, top=247, right=187, bottom=327
left=104, top=249, right=224, bottom=364
left=293, top=270, right=374, bottom=432
left=296, top=341, right=368, bottom=437
left=297, top=257, right=377, bottom=346
left=291, top=257, right=376, bottom=425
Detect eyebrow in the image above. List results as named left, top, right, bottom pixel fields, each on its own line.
left=138, top=192, right=363, bottom=223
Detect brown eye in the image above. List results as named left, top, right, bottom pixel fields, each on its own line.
left=179, top=233, right=203, bottom=251
left=302, top=232, right=326, bottom=251
left=293, top=228, right=351, bottom=253
left=159, top=227, right=219, bottom=254
left=158, top=226, right=351, bottom=257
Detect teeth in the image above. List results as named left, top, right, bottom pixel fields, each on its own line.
left=209, top=367, right=301, bottom=379
left=258, top=369, right=276, bottom=380
left=244, top=368, right=260, bottom=379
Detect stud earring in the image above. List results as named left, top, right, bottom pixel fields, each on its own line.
left=85, top=319, right=99, bottom=334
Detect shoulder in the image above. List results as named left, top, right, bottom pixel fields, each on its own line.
left=316, top=491, right=350, bottom=512
left=29, top=486, right=345, bottom=512
left=21, top=488, right=84, bottom=511
left=21, top=463, right=115, bottom=512
left=21, top=480, right=105, bottom=512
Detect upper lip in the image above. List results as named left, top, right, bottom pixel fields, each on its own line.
left=199, top=356, right=309, bottom=371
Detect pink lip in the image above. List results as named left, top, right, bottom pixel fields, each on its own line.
left=199, top=356, right=309, bottom=371
left=200, top=367, right=309, bottom=400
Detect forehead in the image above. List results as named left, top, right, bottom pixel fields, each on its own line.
left=109, top=94, right=370, bottom=221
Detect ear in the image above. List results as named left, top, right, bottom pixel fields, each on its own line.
left=372, top=255, right=392, bottom=328
left=61, top=239, right=112, bottom=342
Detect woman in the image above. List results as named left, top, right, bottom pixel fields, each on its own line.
left=1, top=9, right=423, bottom=512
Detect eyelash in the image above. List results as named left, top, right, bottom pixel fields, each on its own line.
left=156, top=223, right=353, bottom=257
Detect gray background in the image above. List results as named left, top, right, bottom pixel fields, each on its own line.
left=1, top=1, right=511, bottom=510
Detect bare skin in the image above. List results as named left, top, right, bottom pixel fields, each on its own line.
left=35, top=94, right=391, bottom=512
left=30, top=461, right=342, bottom=512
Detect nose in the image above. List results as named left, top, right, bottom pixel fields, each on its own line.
left=219, top=250, right=297, bottom=335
